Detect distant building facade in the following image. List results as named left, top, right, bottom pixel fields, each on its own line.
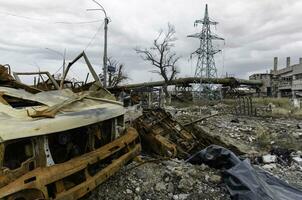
left=249, top=73, right=273, bottom=96
left=249, top=57, right=302, bottom=98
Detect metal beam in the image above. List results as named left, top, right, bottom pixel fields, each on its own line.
left=13, top=71, right=60, bottom=90
left=60, top=51, right=100, bottom=89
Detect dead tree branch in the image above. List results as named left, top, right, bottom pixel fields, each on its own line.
left=107, top=58, right=128, bottom=87
left=135, top=23, right=180, bottom=103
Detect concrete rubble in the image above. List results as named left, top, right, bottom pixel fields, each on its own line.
left=86, top=159, right=230, bottom=200
left=292, top=157, right=302, bottom=166
left=84, top=101, right=302, bottom=199
left=262, top=154, right=277, bottom=163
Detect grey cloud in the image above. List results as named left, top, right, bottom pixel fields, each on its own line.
left=0, top=0, right=302, bottom=83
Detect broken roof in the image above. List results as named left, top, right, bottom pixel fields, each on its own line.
left=0, top=87, right=124, bottom=142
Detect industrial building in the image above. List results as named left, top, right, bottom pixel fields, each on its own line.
left=249, top=57, right=302, bottom=97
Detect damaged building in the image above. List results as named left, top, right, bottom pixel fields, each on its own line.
left=249, top=57, right=302, bottom=97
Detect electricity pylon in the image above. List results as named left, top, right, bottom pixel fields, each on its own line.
left=188, top=4, right=224, bottom=99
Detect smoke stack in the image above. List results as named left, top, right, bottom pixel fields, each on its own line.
left=273, top=57, right=278, bottom=73
left=286, top=57, right=291, bottom=67
left=300, top=57, right=302, bottom=64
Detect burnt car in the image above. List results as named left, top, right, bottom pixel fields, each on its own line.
left=0, top=86, right=141, bottom=200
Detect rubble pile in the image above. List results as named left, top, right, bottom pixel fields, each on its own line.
left=256, top=150, right=302, bottom=189
left=205, top=115, right=259, bottom=145
left=1, top=96, right=300, bottom=200
left=202, top=114, right=302, bottom=150
left=258, top=162, right=302, bottom=190
left=173, top=103, right=302, bottom=152
left=165, top=103, right=302, bottom=198
left=167, top=104, right=225, bottom=124
left=86, top=159, right=230, bottom=200
left=87, top=144, right=302, bottom=200
left=85, top=103, right=302, bottom=199
left=89, top=104, right=302, bottom=200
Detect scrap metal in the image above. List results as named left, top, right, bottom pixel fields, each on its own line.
left=0, top=84, right=141, bottom=199
left=234, top=96, right=257, bottom=116
left=60, top=51, right=100, bottom=90
left=13, top=71, right=60, bottom=90
left=0, top=65, right=41, bottom=94
left=182, top=113, right=219, bottom=127
left=12, top=51, right=102, bottom=93
left=133, top=108, right=200, bottom=158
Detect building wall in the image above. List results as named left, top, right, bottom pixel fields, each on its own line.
left=249, top=73, right=272, bottom=96
left=249, top=59, right=302, bottom=98
left=292, top=79, right=302, bottom=90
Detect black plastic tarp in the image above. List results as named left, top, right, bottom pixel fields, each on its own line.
left=186, top=145, right=302, bottom=200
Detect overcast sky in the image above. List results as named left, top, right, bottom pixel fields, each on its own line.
left=0, top=0, right=302, bottom=84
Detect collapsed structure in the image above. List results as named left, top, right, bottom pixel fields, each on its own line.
left=0, top=58, right=252, bottom=199
left=0, top=64, right=141, bottom=200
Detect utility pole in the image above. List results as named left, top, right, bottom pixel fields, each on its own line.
left=63, top=48, right=66, bottom=75
left=188, top=4, right=224, bottom=99
left=88, top=0, right=109, bottom=88
left=103, top=17, right=109, bottom=88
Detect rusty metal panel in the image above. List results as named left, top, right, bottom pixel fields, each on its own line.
left=0, top=128, right=141, bottom=200
left=133, top=108, right=199, bottom=159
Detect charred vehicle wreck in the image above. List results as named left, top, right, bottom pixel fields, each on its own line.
left=0, top=79, right=141, bottom=199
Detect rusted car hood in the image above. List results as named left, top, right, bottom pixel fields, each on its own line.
left=0, top=87, right=124, bottom=142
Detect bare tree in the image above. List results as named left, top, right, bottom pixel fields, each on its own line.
left=107, top=58, right=128, bottom=87
left=135, top=23, right=180, bottom=104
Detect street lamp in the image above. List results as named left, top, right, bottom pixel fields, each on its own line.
left=45, top=48, right=66, bottom=75
left=87, top=0, right=109, bottom=88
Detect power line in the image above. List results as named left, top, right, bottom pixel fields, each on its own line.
left=51, top=22, right=103, bottom=77
left=45, top=22, right=103, bottom=77
left=68, top=69, right=82, bottom=81
left=54, top=64, right=64, bottom=75
left=55, top=20, right=102, bottom=25
left=0, top=11, right=39, bottom=21
left=84, top=23, right=104, bottom=50
left=0, top=10, right=102, bottom=25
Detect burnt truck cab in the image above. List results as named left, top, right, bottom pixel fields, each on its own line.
left=0, top=87, right=141, bottom=200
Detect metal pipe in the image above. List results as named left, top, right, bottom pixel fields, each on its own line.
left=109, top=77, right=263, bottom=91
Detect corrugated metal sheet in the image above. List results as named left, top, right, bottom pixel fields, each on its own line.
left=0, top=87, right=124, bottom=142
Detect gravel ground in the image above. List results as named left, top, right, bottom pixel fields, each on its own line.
left=258, top=163, right=302, bottom=190
left=83, top=104, right=302, bottom=199
left=86, top=159, right=230, bottom=200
